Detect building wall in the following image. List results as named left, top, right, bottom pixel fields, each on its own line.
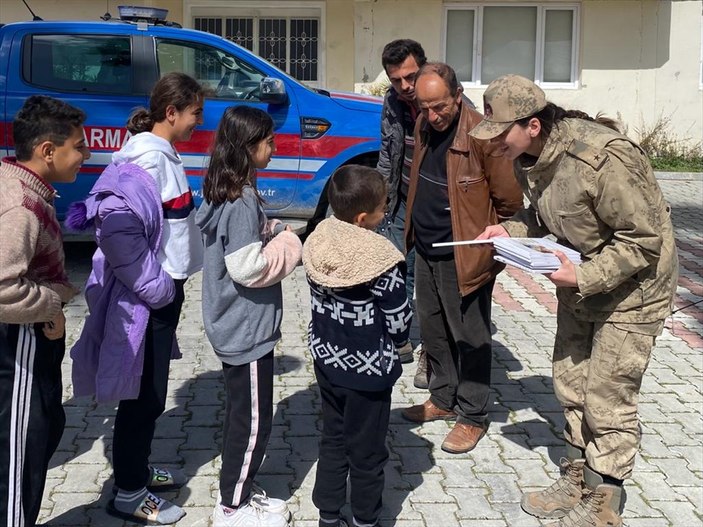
left=517, top=0, right=702, bottom=145
left=2, top=0, right=701, bottom=143
left=352, top=0, right=702, bottom=144
left=353, top=0, right=443, bottom=83
left=325, top=0, right=355, bottom=89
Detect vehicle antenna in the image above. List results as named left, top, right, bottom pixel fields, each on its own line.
left=22, top=0, right=43, bottom=21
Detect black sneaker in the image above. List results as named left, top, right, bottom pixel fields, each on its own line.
left=319, top=518, right=349, bottom=527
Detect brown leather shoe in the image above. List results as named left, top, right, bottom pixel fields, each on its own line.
left=401, top=399, right=457, bottom=423
left=441, top=422, right=487, bottom=453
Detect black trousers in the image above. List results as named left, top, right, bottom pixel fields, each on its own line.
left=312, top=364, right=391, bottom=525
left=415, top=252, right=494, bottom=427
left=0, top=322, right=66, bottom=527
left=219, top=351, right=274, bottom=508
left=112, top=279, right=185, bottom=491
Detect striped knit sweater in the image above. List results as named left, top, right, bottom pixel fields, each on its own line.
left=0, top=157, right=77, bottom=324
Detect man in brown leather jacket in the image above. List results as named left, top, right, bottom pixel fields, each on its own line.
left=401, top=62, right=523, bottom=453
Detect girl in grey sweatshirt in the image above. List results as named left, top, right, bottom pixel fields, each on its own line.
left=196, top=106, right=301, bottom=527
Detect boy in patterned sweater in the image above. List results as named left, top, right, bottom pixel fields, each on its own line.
left=303, top=165, right=412, bottom=527
left=0, top=95, right=89, bottom=526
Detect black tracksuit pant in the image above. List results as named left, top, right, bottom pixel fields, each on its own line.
left=219, top=350, right=274, bottom=508
left=312, top=364, right=391, bottom=526
left=0, top=322, right=66, bottom=527
left=112, top=280, right=185, bottom=491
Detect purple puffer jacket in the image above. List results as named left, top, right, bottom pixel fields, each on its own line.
left=69, top=162, right=178, bottom=403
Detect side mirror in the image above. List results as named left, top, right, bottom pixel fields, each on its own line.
left=259, top=77, right=288, bottom=105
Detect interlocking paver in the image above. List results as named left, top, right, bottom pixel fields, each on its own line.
left=38, top=177, right=703, bottom=526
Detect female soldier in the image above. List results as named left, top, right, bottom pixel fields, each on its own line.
left=473, top=75, right=678, bottom=527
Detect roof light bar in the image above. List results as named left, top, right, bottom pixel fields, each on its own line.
left=118, top=5, right=168, bottom=23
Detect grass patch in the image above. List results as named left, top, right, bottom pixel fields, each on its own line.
left=635, top=115, right=702, bottom=172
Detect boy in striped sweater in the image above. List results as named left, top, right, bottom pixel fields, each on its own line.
left=0, top=95, right=89, bottom=527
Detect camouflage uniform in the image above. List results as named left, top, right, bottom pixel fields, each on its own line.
left=501, top=118, right=678, bottom=480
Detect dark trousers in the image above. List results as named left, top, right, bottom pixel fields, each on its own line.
left=0, top=322, right=66, bottom=527
left=219, top=351, right=274, bottom=508
left=113, top=279, right=185, bottom=491
left=379, top=199, right=421, bottom=347
left=312, top=364, right=391, bottom=525
left=415, top=252, right=494, bottom=427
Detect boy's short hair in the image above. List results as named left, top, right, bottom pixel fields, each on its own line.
left=327, top=165, right=387, bottom=223
left=13, top=95, right=86, bottom=161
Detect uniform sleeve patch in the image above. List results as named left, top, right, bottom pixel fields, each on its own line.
left=567, top=139, right=608, bottom=170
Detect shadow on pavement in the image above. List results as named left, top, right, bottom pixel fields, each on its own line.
left=488, top=338, right=565, bottom=467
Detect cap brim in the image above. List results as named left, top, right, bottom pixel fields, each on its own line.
left=469, top=119, right=513, bottom=140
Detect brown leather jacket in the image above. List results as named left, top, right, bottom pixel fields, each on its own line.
left=405, top=100, right=523, bottom=296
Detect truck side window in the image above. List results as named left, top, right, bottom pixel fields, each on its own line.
left=27, top=35, right=132, bottom=94
left=156, top=38, right=265, bottom=101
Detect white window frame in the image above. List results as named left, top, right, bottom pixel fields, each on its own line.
left=442, top=2, right=580, bottom=89
left=185, top=0, right=325, bottom=87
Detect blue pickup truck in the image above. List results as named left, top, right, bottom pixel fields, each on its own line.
left=0, top=7, right=382, bottom=225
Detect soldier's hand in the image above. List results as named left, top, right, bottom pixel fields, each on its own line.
left=547, top=251, right=578, bottom=288
left=476, top=224, right=509, bottom=240
left=43, top=311, right=66, bottom=341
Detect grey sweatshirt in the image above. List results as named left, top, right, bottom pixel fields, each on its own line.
left=195, top=186, right=302, bottom=365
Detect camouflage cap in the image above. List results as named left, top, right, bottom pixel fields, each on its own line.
left=469, top=74, right=547, bottom=140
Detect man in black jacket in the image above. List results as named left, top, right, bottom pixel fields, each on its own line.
left=376, top=39, right=428, bottom=384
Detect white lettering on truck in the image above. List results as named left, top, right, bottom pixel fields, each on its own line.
left=85, top=127, right=132, bottom=150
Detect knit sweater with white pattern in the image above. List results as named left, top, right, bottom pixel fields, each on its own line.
left=303, top=217, right=412, bottom=391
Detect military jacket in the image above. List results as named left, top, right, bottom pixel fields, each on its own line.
left=502, top=118, right=678, bottom=324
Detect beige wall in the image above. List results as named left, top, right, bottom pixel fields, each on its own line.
left=2, top=0, right=700, bottom=143
left=326, top=0, right=355, bottom=89
left=351, top=0, right=702, bottom=145
left=353, top=0, right=442, bottom=83
left=466, top=1, right=700, bottom=145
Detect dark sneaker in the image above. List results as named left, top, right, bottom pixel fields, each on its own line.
left=319, top=518, right=348, bottom=527
left=413, top=345, right=430, bottom=389
left=397, top=342, right=414, bottom=363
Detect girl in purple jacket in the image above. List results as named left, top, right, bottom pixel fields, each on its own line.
left=69, top=73, right=205, bottom=525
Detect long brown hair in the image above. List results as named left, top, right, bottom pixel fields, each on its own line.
left=203, top=106, right=274, bottom=206
left=517, top=102, right=621, bottom=142
left=127, top=72, right=204, bottom=134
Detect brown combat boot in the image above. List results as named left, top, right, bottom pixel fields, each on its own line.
left=521, top=443, right=585, bottom=519
left=547, top=465, right=623, bottom=527
left=413, top=346, right=431, bottom=389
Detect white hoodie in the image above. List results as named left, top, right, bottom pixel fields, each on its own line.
left=112, top=132, right=203, bottom=279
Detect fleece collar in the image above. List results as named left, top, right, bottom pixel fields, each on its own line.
left=303, top=216, right=404, bottom=288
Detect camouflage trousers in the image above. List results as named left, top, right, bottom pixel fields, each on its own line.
left=553, top=306, right=663, bottom=480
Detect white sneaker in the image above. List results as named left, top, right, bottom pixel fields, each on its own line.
left=250, top=484, right=291, bottom=519
left=212, top=501, right=289, bottom=527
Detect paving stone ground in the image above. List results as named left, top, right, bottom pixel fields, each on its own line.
left=41, top=178, right=702, bottom=527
